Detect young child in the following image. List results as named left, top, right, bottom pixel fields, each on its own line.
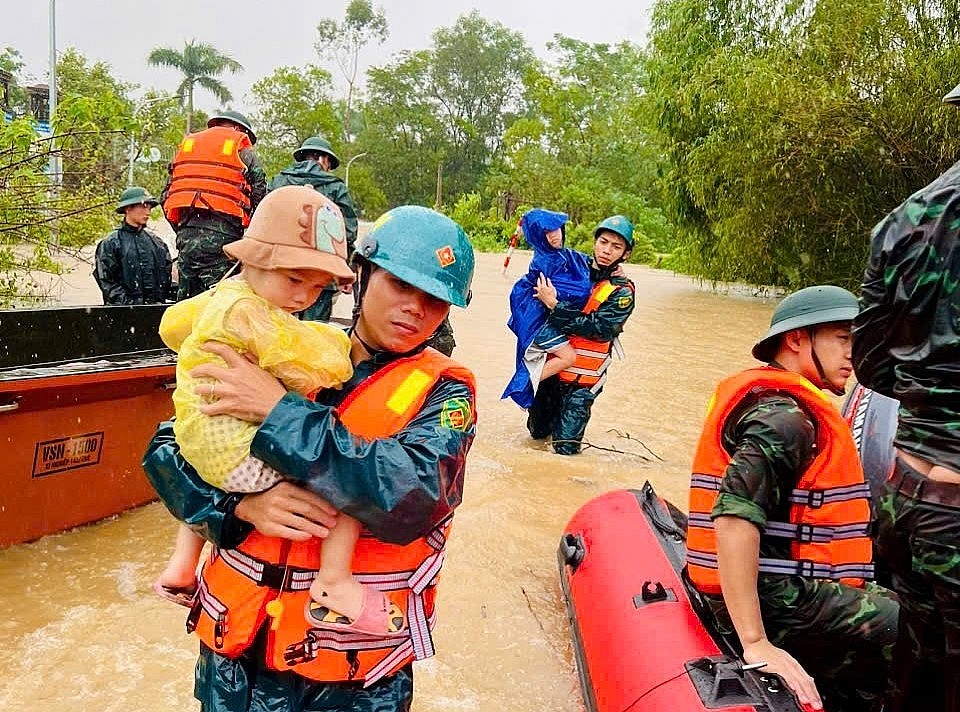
left=154, top=186, right=404, bottom=636
left=502, top=208, right=592, bottom=408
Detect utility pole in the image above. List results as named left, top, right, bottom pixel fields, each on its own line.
left=434, top=162, right=443, bottom=210
left=344, top=152, right=368, bottom=190
left=48, top=0, right=60, bottom=247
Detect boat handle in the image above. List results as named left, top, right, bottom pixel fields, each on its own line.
left=0, top=400, right=20, bottom=413
left=560, top=533, right=585, bottom=570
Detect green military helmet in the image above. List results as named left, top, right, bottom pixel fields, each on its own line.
left=293, top=135, right=341, bottom=169
left=207, top=110, right=257, bottom=144
left=355, top=206, right=475, bottom=308
left=594, top=215, right=635, bottom=249
left=752, top=285, right=860, bottom=362
left=116, top=186, right=158, bottom=214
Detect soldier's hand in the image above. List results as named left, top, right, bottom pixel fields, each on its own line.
left=234, top=482, right=338, bottom=541
left=742, top=639, right=822, bottom=710
left=192, top=341, right=286, bottom=421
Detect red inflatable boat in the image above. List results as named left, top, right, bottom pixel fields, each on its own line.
left=558, top=483, right=806, bottom=712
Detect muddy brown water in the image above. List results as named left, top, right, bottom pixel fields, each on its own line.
left=0, top=251, right=775, bottom=711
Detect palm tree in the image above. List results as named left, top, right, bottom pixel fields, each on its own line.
left=147, top=40, right=243, bottom=134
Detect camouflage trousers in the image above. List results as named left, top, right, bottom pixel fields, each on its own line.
left=707, top=576, right=898, bottom=712
left=174, top=212, right=243, bottom=300
left=195, top=644, right=413, bottom=712
left=526, top=377, right=599, bottom=455
left=875, top=458, right=960, bottom=712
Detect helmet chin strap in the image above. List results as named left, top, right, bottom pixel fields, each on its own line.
left=349, top=260, right=433, bottom=361
left=350, top=260, right=384, bottom=358
left=808, top=327, right=845, bottom=396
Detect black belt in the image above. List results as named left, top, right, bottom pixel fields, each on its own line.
left=889, top=459, right=960, bottom=508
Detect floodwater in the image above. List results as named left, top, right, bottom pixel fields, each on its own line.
left=0, top=252, right=775, bottom=711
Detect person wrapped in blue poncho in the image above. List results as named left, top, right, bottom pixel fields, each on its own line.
left=502, top=208, right=592, bottom=408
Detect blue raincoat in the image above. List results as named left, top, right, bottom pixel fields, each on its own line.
left=501, top=209, right=592, bottom=408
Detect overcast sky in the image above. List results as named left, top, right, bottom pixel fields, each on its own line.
left=3, top=0, right=655, bottom=112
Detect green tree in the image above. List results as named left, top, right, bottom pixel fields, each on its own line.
left=644, top=0, right=960, bottom=287
left=250, top=65, right=342, bottom=176
left=55, top=48, right=134, bottom=194
left=0, top=47, right=28, bottom=116
left=430, top=12, right=535, bottom=197
left=357, top=13, right=535, bottom=206
left=147, top=40, right=243, bottom=133
left=359, top=50, right=448, bottom=205
left=482, top=36, right=667, bottom=262
left=315, top=0, right=388, bottom=142
left=128, top=91, right=190, bottom=194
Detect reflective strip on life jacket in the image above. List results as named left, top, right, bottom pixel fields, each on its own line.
left=687, top=512, right=871, bottom=543
left=787, top=482, right=872, bottom=507
left=687, top=550, right=875, bottom=581
left=685, top=367, right=874, bottom=595
left=191, top=348, right=477, bottom=685
left=164, top=125, right=253, bottom=227
left=558, top=280, right=626, bottom=387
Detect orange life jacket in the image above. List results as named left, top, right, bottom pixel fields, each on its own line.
left=189, top=348, right=476, bottom=687
left=686, top=367, right=873, bottom=595
left=164, top=126, right=253, bottom=227
left=557, top=280, right=631, bottom=387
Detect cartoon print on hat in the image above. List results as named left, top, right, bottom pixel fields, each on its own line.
left=313, top=202, right=346, bottom=255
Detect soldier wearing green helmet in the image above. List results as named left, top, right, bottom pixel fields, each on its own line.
left=93, top=186, right=173, bottom=304
left=268, top=135, right=359, bottom=323
left=684, top=284, right=898, bottom=712
left=161, top=109, right=267, bottom=300
left=852, top=83, right=960, bottom=712
left=526, top=214, right=637, bottom=455
left=142, top=204, right=477, bottom=712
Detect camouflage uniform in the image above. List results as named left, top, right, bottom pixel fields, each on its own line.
left=268, top=160, right=358, bottom=323
left=853, top=158, right=960, bottom=712
left=165, top=146, right=267, bottom=300
left=707, top=390, right=898, bottom=712
left=526, top=266, right=635, bottom=455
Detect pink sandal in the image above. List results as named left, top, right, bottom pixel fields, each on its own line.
left=153, top=579, right=198, bottom=608
left=305, top=585, right=406, bottom=636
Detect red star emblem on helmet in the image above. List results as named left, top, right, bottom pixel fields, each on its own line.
left=436, top=245, right=456, bottom=268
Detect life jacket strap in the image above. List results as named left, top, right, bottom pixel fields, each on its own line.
left=215, top=547, right=316, bottom=591
left=213, top=520, right=450, bottom=688
left=687, top=512, right=871, bottom=543
left=787, top=482, right=872, bottom=508
left=687, top=550, right=874, bottom=580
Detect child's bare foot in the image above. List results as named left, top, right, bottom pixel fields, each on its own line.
left=153, top=558, right=199, bottom=606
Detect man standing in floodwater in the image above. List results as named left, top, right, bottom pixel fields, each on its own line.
left=526, top=215, right=636, bottom=454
